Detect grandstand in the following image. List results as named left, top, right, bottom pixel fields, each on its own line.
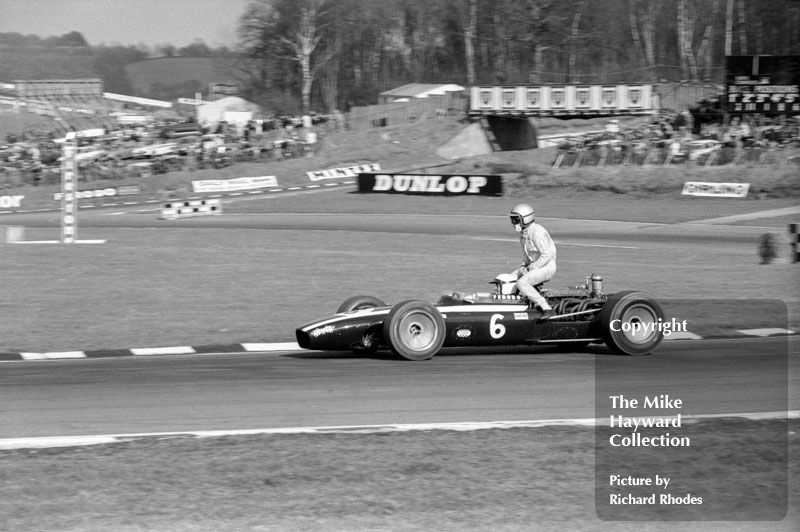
left=6, top=79, right=115, bottom=134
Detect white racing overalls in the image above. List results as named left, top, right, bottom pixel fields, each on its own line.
left=512, top=223, right=557, bottom=311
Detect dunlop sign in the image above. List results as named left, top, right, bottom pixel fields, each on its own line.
left=0, top=195, right=24, bottom=209
left=358, top=173, right=502, bottom=196
left=681, top=181, right=750, bottom=198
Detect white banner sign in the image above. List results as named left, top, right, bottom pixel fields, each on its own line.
left=681, top=182, right=750, bottom=198
left=192, top=176, right=278, bottom=193
left=103, top=92, right=172, bottom=108
left=307, top=163, right=381, bottom=181
left=53, top=186, right=140, bottom=201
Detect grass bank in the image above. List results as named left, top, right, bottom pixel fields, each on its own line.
left=1, top=419, right=796, bottom=532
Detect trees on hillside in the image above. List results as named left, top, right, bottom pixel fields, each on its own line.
left=92, top=46, right=149, bottom=95
left=0, top=31, right=89, bottom=47
left=235, top=0, right=800, bottom=114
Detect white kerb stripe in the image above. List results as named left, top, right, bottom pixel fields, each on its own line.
left=737, top=328, right=795, bottom=337
left=131, top=346, right=196, bottom=356
left=662, top=331, right=703, bottom=340
left=242, top=342, right=303, bottom=352
left=20, top=351, right=87, bottom=360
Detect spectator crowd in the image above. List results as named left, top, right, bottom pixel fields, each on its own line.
left=0, top=113, right=336, bottom=188
left=553, top=110, right=800, bottom=168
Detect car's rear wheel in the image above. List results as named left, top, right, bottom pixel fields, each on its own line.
left=337, top=295, right=386, bottom=313
left=598, top=291, right=664, bottom=356
left=383, top=300, right=445, bottom=361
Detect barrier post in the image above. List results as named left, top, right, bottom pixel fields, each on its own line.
left=790, top=224, right=800, bottom=263
left=159, top=198, right=222, bottom=220
left=60, top=142, right=78, bottom=243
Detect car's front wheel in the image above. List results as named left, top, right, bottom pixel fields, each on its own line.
left=383, top=300, right=445, bottom=361
left=337, top=295, right=386, bottom=313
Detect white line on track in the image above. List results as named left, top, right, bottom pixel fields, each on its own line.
left=471, top=237, right=639, bottom=249
left=560, top=241, right=640, bottom=249
left=1, top=411, right=795, bottom=450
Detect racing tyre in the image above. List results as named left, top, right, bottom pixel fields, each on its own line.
left=337, top=295, right=386, bottom=313
left=383, top=300, right=445, bottom=361
left=597, top=291, right=664, bottom=356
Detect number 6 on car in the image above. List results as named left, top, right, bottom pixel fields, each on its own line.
left=490, top=314, right=506, bottom=339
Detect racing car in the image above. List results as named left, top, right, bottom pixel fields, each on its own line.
left=296, top=273, right=665, bottom=361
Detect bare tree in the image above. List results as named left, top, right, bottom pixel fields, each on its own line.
left=236, top=0, right=337, bottom=113
left=628, top=0, right=645, bottom=68
left=696, top=0, right=719, bottom=80
left=640, top=2, right=657, bottom=73
left=737, top=0, right=748, bottom=54
left=568, top=1, right=587, bottom=83
left=280, top=0, right=333, bottom=114
left=725, top=0, right=734, bottom=55
left=677, top=0, right=699, bottom=81
left=236, top=0, right=284, bottom=102
left=459, top=0, right=478, bottom=86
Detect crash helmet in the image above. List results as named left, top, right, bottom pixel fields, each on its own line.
left=509, top=203, right=535, bottom=231
left=492, top=273, right=519, bottom=295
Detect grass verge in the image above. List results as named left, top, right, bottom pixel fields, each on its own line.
left=1, top=418, right=796, bottom=532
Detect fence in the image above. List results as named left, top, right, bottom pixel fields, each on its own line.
left=653, top=82, right=723, bottom=112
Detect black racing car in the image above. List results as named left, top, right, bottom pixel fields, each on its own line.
left=296, top=273, right=665, bottom=360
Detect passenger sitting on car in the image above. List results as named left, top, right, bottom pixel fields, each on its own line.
left=508, top=203, right=557, bottom=319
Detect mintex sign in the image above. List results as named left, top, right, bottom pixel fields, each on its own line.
left=681, top=181, right=750, bottom=198
left=358, top=173, right=502, bottom=196
left=307, top=163, right=380, bottom=181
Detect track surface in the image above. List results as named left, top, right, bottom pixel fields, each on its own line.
left=2, top=337, right=795, bottom=439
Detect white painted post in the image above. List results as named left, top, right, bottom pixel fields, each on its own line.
left=61, top=142, right=78, bottom=243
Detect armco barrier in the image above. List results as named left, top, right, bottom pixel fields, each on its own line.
left=160, top=199, right=222, bottom=220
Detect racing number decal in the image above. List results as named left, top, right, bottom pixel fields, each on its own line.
left=490, top=314, right=506, bottom=339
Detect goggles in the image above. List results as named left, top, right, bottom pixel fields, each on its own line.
left=510, top=215, right=522, bottom=226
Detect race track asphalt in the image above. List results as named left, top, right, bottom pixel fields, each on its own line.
left=1, top=336, right=796, bottom=439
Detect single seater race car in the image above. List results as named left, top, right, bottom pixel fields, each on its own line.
left=296, top=273, right=665, bottom=361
